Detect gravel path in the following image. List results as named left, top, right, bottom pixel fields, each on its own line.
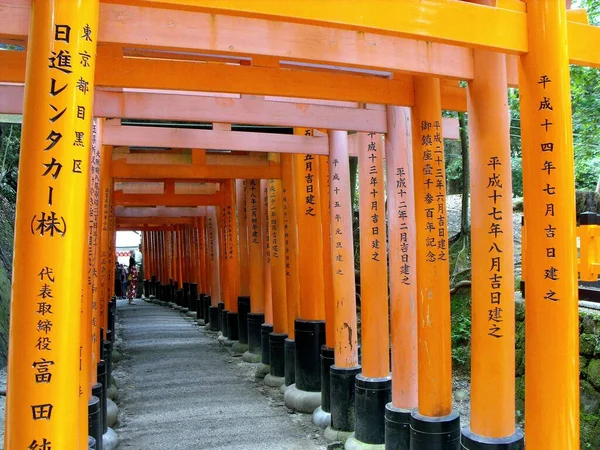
left=114, top=299, right=327, bottom=450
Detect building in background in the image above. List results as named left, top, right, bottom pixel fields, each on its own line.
left=116, top=231, right=142, bottom=266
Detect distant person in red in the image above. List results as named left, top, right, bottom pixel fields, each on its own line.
left=127, top=251, right=138, bottom=304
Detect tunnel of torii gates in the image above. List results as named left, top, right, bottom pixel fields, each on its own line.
left=0, top=0, right=596, bottom=449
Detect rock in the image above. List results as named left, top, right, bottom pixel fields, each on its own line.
left=454, top=389, right=468, bottom=402
left=107, top=398, right=118, bottom=427
left=515, top=377, right=525, bottom=420
left=582, top=314, right=599, bottom=334
left=581, top=380, right=600, bottom=414
left=111, top=349, right=122, bottom=363
left=587, top=359, right=600, bottom=390
left=107, top=384, right=118, bottom=401
left=103, top=428, right=119, bottom=450
left=580, top=334, right=598, bottom=357
left=513, top=197, right=523, bottom=212
left=582, top=356, right=590, bottom=378
left=584, top=415, right=600, bottom=449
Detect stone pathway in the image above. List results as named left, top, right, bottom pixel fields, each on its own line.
left=114, top=299, right=327, bottom=450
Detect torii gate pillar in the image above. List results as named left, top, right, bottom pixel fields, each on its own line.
left=410, top=76, right=460, bottom=449
left=519, top=1, right=579, bottom=448
left=4, top=1, right=99, bottom=448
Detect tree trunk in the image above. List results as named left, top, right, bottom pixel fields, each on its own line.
left=349, top=156, right=358, bottom=210
left=596, top=171, right=600, bottom=194
left=458, top=112, right=470, bottom=235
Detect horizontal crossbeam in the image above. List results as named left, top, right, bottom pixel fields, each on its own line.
left=116, top=206, right=207, bottom=218
left=4, top=0, right=598, bottom=75
left=0, top=85, right=391, bottom=131
left=113, top=191, right=224, bottom=207
left=139, top=0, right=528, bottom=53
left=105, top=123, right=329, bottom=153
left=112, top=159, right=282, bottom=180
left=0, top=51, right=466, bottom=109
left=0, top=0, right=474, bottom=79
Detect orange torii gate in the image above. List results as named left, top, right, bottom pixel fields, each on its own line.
left=0, top=0, right=587, bottom=449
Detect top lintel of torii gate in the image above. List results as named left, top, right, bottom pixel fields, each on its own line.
left=2, top=0, right=599, bottom=81
left=134, top=0, right=597, bottom=65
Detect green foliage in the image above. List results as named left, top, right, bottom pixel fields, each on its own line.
left=0, top=123, right=21, bottom=203
left=571, top=60, right=600, bottom=190
left=511, top=156, right=523, bottom=198
left=450, top=288, right=471, bottom=372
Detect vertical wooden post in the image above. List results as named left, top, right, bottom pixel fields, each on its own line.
left=158, top=230, right=164, bottom=284
left=349, top=131, right=391, bottom=446
left=281, top=156, right=300, bottom=339
left=290, top=128, right=326, bottom=398
left=358, top=132, right=390, bottom=378
left=223, top=180, right=241, bottom=340
left=327, top=130, right=361, bottom=434
left=149, top=230, right=155, bottom=282
left=237, top=179, right=250, bottom=297
left=157, top=230, right=162, bottom=283
left=268, top=177, right=288, bottom=334
left=86, top=119, right=102, bottom=389
left=154, top=230, right=159, bottom=285
left=150, top=230, right=155, bottom=283
left=78, top=117, right=102, bottom=445
left=202, top=214, right=211, bottom=296
left=245, top=179, right=266, bottom=359
left=329, top=132, right=359, bottom=360
left=197, top=218, right=205, bottom=294
left=294, top=148, right=326, bottom=321
left=5, top=1, right=99, bottom=447
left=177, top=225, right=184, bottom=288
left=247, top=179, right=265, bottom=313
left=156, top=230, right=160, bottom=283
left=166, top=227, right=172, bottom=284
left=142, top=231, right=148, bottom=282
left=98, top=144, right=112, bottom=348
left=281, top=155, right=300, bottom=385
left=410, top=76, right=460, bottom=448
left=156, top=230, right=161, bottom=283
left=226, top=180, right=241, bottom=313
left=462, top=38, right=524, bottom=449
left=318, top=155, right=335, bottom=350
left=207, top=206, right=221, bottom=307
left=267, top=176, right=288, bottom=381
left=218, top=201, right=230, bottom=315
left=181, top=227, right=187, bottom=285
left=261, top=179, right=274, bottom=326
left=171, top=227, right=178, bottom=286
left=184, top=226, right=190, bottom=283
left=191, top=222, right=198, bottom=286
left=520, top=1, right=579, bottom=447
left=314, top=152, right=337, bottom=425
left=148, top=230, right=152, bottom=282
left=107, top=200, right=116, bottom=314
left=174, top=226, right=180, bottom=288
left=260, top=178, right=275, bottom=370
left=385, top=106, right=419, bottom=447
